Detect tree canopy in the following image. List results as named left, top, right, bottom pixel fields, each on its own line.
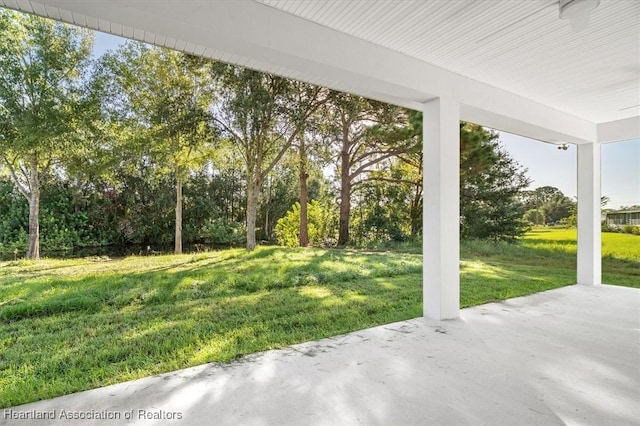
left=0, top=10, right=95, bottom=258
left=0, top=10, right=543, bottom=258
left=95, top=42, right=216, bottom=253
left=520, top=186, right=576, bottom=225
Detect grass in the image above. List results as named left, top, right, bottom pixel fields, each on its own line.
left=523, top=228, right=640, bottom=288
left=1, top=248, right=423, bottom=408
left=1, top=229, right=638, bottom=407
left=459, top=229, right=639, bottom=305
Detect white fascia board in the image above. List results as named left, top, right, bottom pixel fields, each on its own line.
left=458, top=86, right=597, bottom=145
left=598, top=116, right=640, bottom=143
left=19, top=0, right=597, bottom=143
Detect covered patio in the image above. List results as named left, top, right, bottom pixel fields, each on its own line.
left=2, top=285, right=638, bottom=425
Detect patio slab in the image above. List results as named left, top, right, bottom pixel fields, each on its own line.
left=2, top=284, right=639, bottom=426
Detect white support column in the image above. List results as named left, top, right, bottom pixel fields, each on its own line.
left=577, top=143, right=602, bottom=286
left=423, top=97, right=460, bottom=320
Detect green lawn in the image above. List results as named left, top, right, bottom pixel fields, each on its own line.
left=1, top=229, right=638, bottom=407
left=458, top=229, right=639, bottom=306
left=523, top=228, right=640, bottom=287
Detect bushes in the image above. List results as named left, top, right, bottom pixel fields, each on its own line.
left=0, top=172, right=250, bottom=255
left=601, top=222, right=640, bottom=235
left=201, top=218, right=245, bottom=245
left=622, top=225, right=640, bottom=235
left=0, top=180, right=28, bottom=253
left=275, top=201, right=333, bottom=247
left=0, top=179, right=101, bottom=253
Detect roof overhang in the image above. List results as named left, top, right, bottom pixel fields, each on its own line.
left=598, top=116, right=640, bottom=144
left=1, top=0, right=637, bottom=145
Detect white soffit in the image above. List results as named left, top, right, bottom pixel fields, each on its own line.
left=258, top=0, right=640, bottom=125
left=0, top=0, right=637, bottom=144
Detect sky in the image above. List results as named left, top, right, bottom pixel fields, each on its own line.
left=92, top=31, right=123, bottom=58
left=93, top=32, right=639, bottom=211
left=500, top=133, right=640, bottom=210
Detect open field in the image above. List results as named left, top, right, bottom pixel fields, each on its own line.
left=523, top=228, right=639, bottom=287
left=1, top=229, right=638, bottom=407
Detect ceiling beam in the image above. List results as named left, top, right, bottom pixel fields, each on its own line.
left=598, top=117, right=640, bottom=144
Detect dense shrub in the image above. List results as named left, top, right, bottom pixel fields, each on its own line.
left=0, top=179, right=105, bottom=252
left=201, top=218, right=245, bottom=245
left=275, top=201, right=331, bottom=247
left=622, top=225, right=640, bottom=235
left=0, top=171, right=250, bottom=254
left=602, top=222, right=619, bottom=233
left=0, top=180, right=28, bottom=253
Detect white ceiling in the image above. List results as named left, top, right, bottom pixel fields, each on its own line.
left=256, top=0, right=640, bottom=124
left=0, top=0, right=638, bottom=143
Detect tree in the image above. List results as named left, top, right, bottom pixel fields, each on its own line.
left=458, top=123, right=530, bottom=241
left=318, top=92, right=416, bottom=246
left=211, top=65, right=324, bottom=250
left=384, top=115, right=530, bottom=242
left=275, top=200, right=330, bottom=247
left=297, top=131, right=311, bottom=247
left=520, top=186, right=575, bottom=224
left=357, top=110, right=423, bottom=238
left=294, top=94, right=333, bottom=247
left=524, top=208, right=545, bottom=225
left=0, top=10, right=95, bottom=259
left=347, top=153, right=424, bottom=244
left=96, top=42, right=216, bottom=253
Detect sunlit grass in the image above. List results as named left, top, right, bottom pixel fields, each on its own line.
left=521, top=227, right=640, bottom=287
left=0, top=248, right=423, bottom=408
left=1, top=229, right=638, bottom=407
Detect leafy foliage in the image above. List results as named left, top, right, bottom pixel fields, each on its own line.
left=0, top=9, right=542, bottom=256
left=0, top=10, right=96, bottom=258
left=275, top=200, right=331, bottom=247
left=459, top=123, right=530, bottom=242
left=95, top=42, right=217, bottom=253
left=211, top=65, right=326, bottom=250
left=520, top=186, right=575, bottom=225
left=0, top=178, right=115, bottom=252
left=314, top=92, right=417, bottom=246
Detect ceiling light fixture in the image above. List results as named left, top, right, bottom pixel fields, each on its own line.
left=559, top=0, right=600, bottom=31
left=547, top=140, right=571, bottom=150
left=559, top=0, right=600, bottom=19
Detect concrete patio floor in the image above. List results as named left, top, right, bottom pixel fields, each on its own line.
left=2, top=284, right=639, bottom=426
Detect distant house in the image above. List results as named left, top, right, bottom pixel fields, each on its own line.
left=605, top=210, right=640, bottom=228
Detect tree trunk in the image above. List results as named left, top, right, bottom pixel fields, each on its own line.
left=298, top=137, right=309, bottom=247
left=175, top=173, right=183, bottom=254
left=26, top=153, right=40, bottom=260
left=410, top=193, right=422, bottom=237
left=264, top=177, right=271, bottom=241
left=410, top=181, right=423, bottom=237
left=230, top=168, right=235, bottom=222
left=246, top=174, right=260, bottom=251
left=337, top=127, right=351, bottom=246
left=411, top=156, right=424, bottom=237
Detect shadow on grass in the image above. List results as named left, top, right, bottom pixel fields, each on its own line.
left=1, top=240, right=636, bottom=408
left=459, top=260, right=575, bottom=308
left=521, top=238, right=577, bottom=246
left=0, top=248, right=423, bottom=407
left=460, top=240, right=577, bottom=269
